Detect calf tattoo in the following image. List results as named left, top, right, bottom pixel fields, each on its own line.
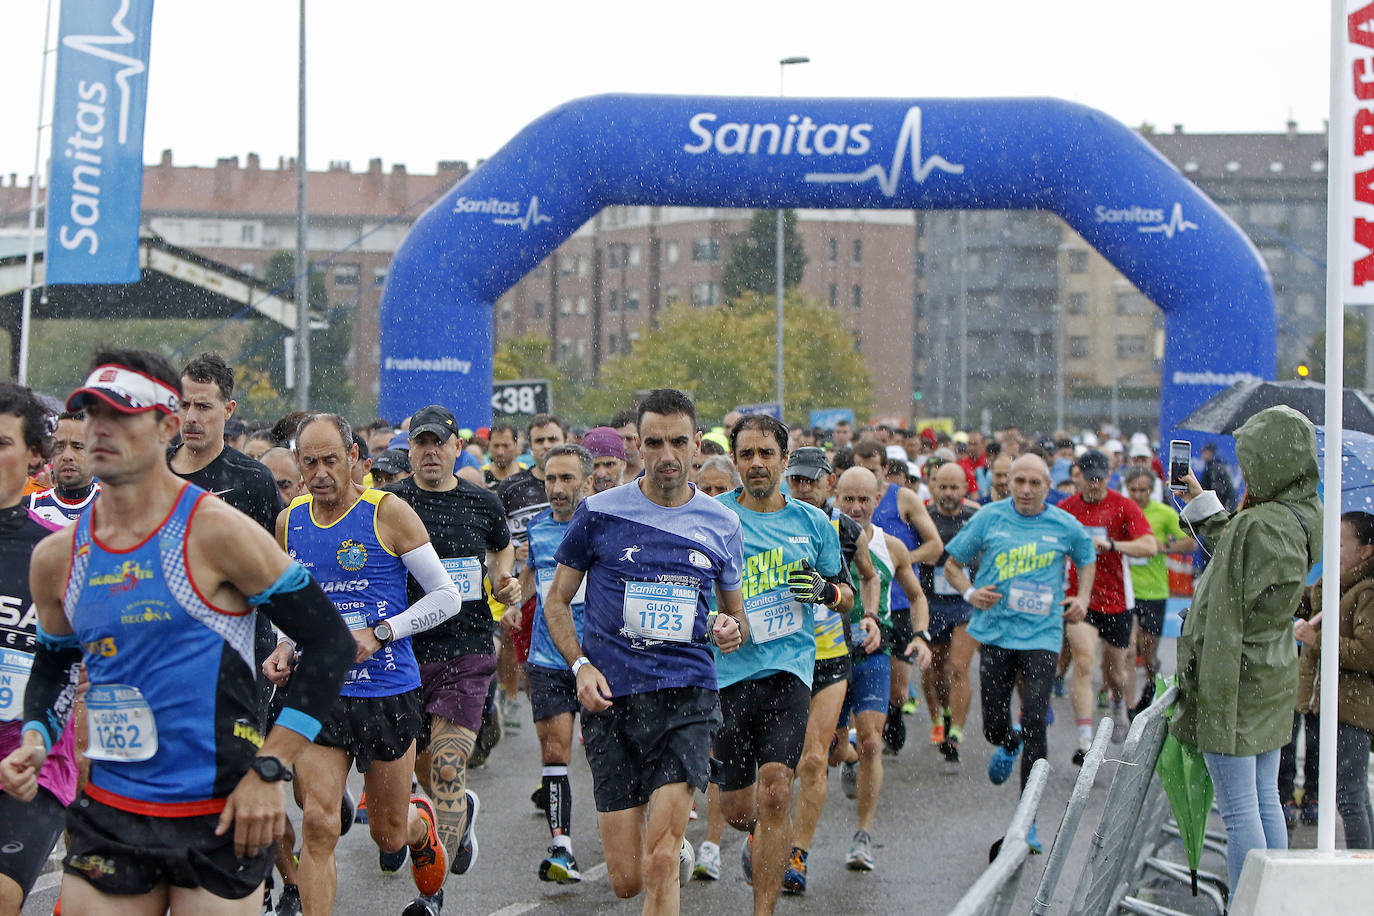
left=429, top=722, right=476, bottom=859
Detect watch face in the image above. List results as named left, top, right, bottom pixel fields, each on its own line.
left=375, top=623, right=392, bottom=640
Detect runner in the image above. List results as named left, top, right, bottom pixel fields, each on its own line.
left=711, top=417, right=844, bottom=914
left=941, top=454, right=1095, bottom=851
left=543, top=388, right=747, bottom=916
left=694, top=456, right=739, bottom=499
left=482, top=424, right=526, bottom=489
left=260, top=446, right=304, bottom=503
left=0, top=383, right=69, bottom=916
left=1058, top=450, right=1157, bottom=752
left=610, top=409, right=645, bottom=482
left=1, top=349, right=354, bottom=915
left=28, top=410, right=99, bottom=527
left=520, top=443, right=594, bottom=884
left=384, top=404, right=520, bottom=915
left=1122, top=466, right=1195, bottom=718
left=268, top=413, right=466, bottom=916
left=582, top=426, right=627, bottom=492
left=780, top=446, right=879, bottom=895
left=831, top=467, right=932, bottom=872
left=983, top=453, right=1013, bottom=504
left=921, top=462, right=981, bottom=763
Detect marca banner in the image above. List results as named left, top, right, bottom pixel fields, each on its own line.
left=46, top=0, right=155, bottom=285
left=1345, top=2, right=1374, bottom=303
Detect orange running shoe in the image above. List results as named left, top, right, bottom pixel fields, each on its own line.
left=409, top=795, right=448, bottom=896
left=355, top=790, right=369, bottom=824
left=929, top=723, right=945, bottom=745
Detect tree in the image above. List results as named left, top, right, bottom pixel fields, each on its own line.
left=1291, top=313, right=1368, bottom=388
left=492, top=332, right=551, bottom=381
left=720, top=210, right=808, bottom=301
left=582, top=292, right=872, bottom=426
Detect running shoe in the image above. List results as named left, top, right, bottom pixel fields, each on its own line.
left=539, top=845, right=581, bottom=884
left=693, top=840, right=721, bottom=880
left=689, top=800, right=698, bottom=820
left=1071, top=746, right=1088, bottom=767
left=355, top=790, right=369, bottom=824
left=530, top=783, right=548, bottom=816
left=401, top=891, right=443, bottom=916
left=469, top=706, right=501, bottom=768
left=409, top=795, right=449, bottom=896
left=501, top=696, right=521, bottom=729
left=987, top=725, right=1022, bottom=786
left=1301, top=796, right=1319, bottom=826
left=845, top=830, right=875, bottom=871
left=929, top=723, right=945, bottom=745
left=1053, top=676, right=1065, bottom=698
left=782, top=846, right=807, bottom=895
left=1283, top=798, right=1299, bottom=830
left=1026, top=822, right=1043, bottom=855
left=679, top=838, right=695, bottom=886
left=1044, top=703, right=1055, bottom=726
left=840, top=760, right=859, bottom=800
left=741, top=832, right=753, bottom=884
left=340, top=787, right=356, bottom=837
left=882, top=702, right=907, bottom=753
left=262, top=884, right=273, bottom=915
left=1096, top=688, right=1111, bottom=710
left=939, top=734, right=961, bottom=763
left=449, top=790, right=480, bottom=875
left=901, top=696, right=919, bottom=715
left=275, top=883, right=302, bottom=916
left=379, top=845, right=408, bottom=874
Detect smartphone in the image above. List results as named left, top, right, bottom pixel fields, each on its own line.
left=1169, top=439, right=1192, bottom=492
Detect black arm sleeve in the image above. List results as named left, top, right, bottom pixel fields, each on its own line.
left=22, top=643, right=82, bottom=751
left=258, top=578, right=353, bottom=729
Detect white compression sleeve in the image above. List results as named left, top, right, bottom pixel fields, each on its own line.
left=385, top=542, right=464, bottom=638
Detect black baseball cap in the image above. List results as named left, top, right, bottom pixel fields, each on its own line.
left=1077, top=449, right=1110, bottom=480
left=785, top=447, right=832, bottom=480
left=371, top=449, right=411, bottom=475
left=408, top=404, right=459, bottom=442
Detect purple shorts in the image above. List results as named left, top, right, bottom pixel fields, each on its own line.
left=418, top=653, right=497, bottom=739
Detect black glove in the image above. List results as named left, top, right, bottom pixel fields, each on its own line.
left=788, top=561, right=839, bottom=606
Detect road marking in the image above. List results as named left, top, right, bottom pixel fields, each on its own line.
left=582, top=862, right=607, bottom=882
left=487, top=905, right=539, bottom=916
left=32, top=870, right=62, bottom=894
left=484, top=861, right=607, bottom=916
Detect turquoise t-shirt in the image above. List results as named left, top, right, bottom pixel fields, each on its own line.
left=713, top=490, right=843, bottom=690
left=945, top=500, right=1095, bottom=654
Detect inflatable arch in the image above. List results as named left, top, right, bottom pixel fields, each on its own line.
left=379, top=95, right=1274, bottom=435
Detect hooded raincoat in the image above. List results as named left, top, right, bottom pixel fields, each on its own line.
left=1171, top=406, right=1321, bottom=757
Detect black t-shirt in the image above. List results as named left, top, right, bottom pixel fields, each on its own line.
left=0, top=505, right=56, bottom=654
left=166, top=444, right=283, bottom=533
left=921, top=503, right=979, bottom=598
left=495, top=468, right=549, bottom=547
left=834, top=511, right=863, bottom=568
left=384, top=477, right=511, bottom=661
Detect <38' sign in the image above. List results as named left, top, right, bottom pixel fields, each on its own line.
left=491, top=379, right=552, bottom=417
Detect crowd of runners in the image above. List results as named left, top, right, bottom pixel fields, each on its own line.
left=0, top=349, right=1228, bottom=915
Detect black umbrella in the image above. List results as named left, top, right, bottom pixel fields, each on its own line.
left=1177, top=380, right=1374, bottom=435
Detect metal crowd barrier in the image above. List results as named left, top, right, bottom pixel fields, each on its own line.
left=1032, top=718, right=1114, bottom=914
left=948, top=758, right=1052, bottom=916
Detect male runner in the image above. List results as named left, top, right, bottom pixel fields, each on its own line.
left=2, top=350, right=354, bottom=915
left=261, top=447, right=304, bottom=503
left=28, top=410, right=99, bottom=527
left=983, top=453, right=1013, bottom=504
left=942, top=454, right=1095, bottom=849
left=582, top=426, right=627, bottom=492
left=921, top=462, right=981, bottom=762
left=832, top=467, right=932, bottom=871
left=711, top=418, right=845, bottom=915
left=0, top=383, right=69, bottom=916
left=777, top=447, right=878, bottom=895
left=269, top=414, right=466, bottom=916
left=482, top=424, right=526, bottom=489
left=544, top=388, right=747, bottom=916
left=1122, top=467, right=1194, bottom=717
left=610, top=409, right=645, bottom=482
left=385, top=405, right=519, bottom=915
left=520, top=444, right=594, bottom=883
left=1058, top=450, right=1157, bottom=752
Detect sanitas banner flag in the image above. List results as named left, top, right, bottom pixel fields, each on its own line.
left=46, top=0, right=154, bottom=285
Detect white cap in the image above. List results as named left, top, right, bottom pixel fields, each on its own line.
left=1129, top=442, right=1153, bottom=459
left=886, top=444, right=908, bottom=461
left=1103, top=438, right=1124, bottom=454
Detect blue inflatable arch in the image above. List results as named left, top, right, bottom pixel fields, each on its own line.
left=379, top=95, right=1274, bottom=434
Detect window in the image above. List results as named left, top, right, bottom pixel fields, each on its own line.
left=559, top=256, right=574, bottom=276
left=625, top=289, right=640, bottom=311
left=533, top=300, right=545, bottom=318
left=852, top=284, right=863, bottom=310
left=499, top=300, right=513, bottom=319
left=828, top=284, right=837, bottom=307
left=576, top=255, right=589, bottom=279
left=608, top=334, right=619, bottom=354
left=240, top=224, right=257, bottom=245
left=666, top=285, right=681, bottom=303
left=1115, top=292, right=1148, bottom=315
left=1068, top=293, right=1087, bottom=315
left=666, top=241, right=680, bottom=265
left=238, top=263, right=256, bottom=277
left=199, top=221, right=222, bottom=245
left=559, top=297, right=572, bottom=316
left=373, top=267, right=387, bottom=286
left=828, top=238, right=838, bottom=262
left=691, top=282, right=719, bottom=306
left=333, top=262, right=360, bottom=287
left=576, top=296, right=588, bottom=316
left=853, top=239, right=863, bottom=263
left=607, top=246, right=623, bottom=269
left=608, top=290, right=619, bottom=313
left=1115, top=335, right=1148, bottom=359
left=576, top=338, right=588, bottom=358
left=692, top=238, right=720, bottom=262
left=1068, top=250, right=1088, bottom=273
left=558, top=338, right=572, bottom=359
left=628, top=245, right=641, bottom=268
left=1069, top=336, right=1090, bottom=359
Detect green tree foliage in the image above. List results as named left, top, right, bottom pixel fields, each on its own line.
left=1291, top=313, right=1368, bottom=387
left=583, top=292, right=871, bottom=427
left=720, top=210, right=808, bottom=301
left=492, top=332, right=551, bottom=381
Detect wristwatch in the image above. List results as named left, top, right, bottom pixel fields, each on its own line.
left=913, top=629, right=932, bottom=645
left=372, top=621, right=394, bottom=648
left=249, top=755, right=293, bottom=783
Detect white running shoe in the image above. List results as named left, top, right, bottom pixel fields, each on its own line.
left=693, top=840, right=721, bottom=880
left=678, top=838, right=695, bottom=886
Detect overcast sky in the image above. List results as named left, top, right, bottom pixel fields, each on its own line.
left=0, top=1, right=1333, bottom=179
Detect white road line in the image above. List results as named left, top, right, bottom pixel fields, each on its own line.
left=31, top=870, right=62, bottom=894
left=582, top=862, right=608, bottom=882
left=484, top=861, right=607, bottom=916
left=486, top=904, right=539, bottom=916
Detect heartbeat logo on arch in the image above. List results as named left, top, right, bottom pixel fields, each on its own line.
left=804, top=106, right=964, bottom=196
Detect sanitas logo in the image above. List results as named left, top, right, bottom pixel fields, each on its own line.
left=1095, top=203, right=1198, bottom=239
left=453, top=195, right=551, bottom=232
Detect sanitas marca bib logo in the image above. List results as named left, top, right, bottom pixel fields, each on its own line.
left=337, top=540, right=368, bottom=572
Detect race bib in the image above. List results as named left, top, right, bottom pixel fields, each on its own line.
left=934, top=566, right=962, bottom=597
left=623, top=581, right=696, bottom=643
left=85, top=684, right=158, bottom=762
left=1127, top=555, right=1150, bottom=567
left=743, top=589, right=804, bottom=643
left=0, top=648, right=32, bottom=722
left=442, top=556, right=484, bottom=600
left=535, top=567, right=586, bottom=606
left=1007, top=580, right=1054, bottom=616
left=1088, top=526, right=1108, bottom=543
left=341, top=610, right=368, bottom=631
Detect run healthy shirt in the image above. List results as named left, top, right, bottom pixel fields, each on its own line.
left=1058, top=490, right=1153, bottom=615
left=945, top=501, right=1095, bottom=654
left=712, top=491, right=842, bottom=690
left=284, top=489, right=416, bottom=698
left=554, top=482, right=744, bottom=697
left=1130, top=500, right=1186, bottom=601
left=527, top=509, right=586, bottom=670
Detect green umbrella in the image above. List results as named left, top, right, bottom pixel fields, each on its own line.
left=1154, top=676, right=1213, bottom=895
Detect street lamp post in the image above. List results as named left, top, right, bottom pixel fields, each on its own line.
left=776, top=55, right=809, bottom=417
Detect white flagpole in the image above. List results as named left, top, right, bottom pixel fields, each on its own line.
left=1318, top=0, right=1346, bottom=854
left=18, top=0, right=55, bottom=386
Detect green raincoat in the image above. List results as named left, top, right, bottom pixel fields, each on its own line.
left=1171, top=406, right=1321, bottom=757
